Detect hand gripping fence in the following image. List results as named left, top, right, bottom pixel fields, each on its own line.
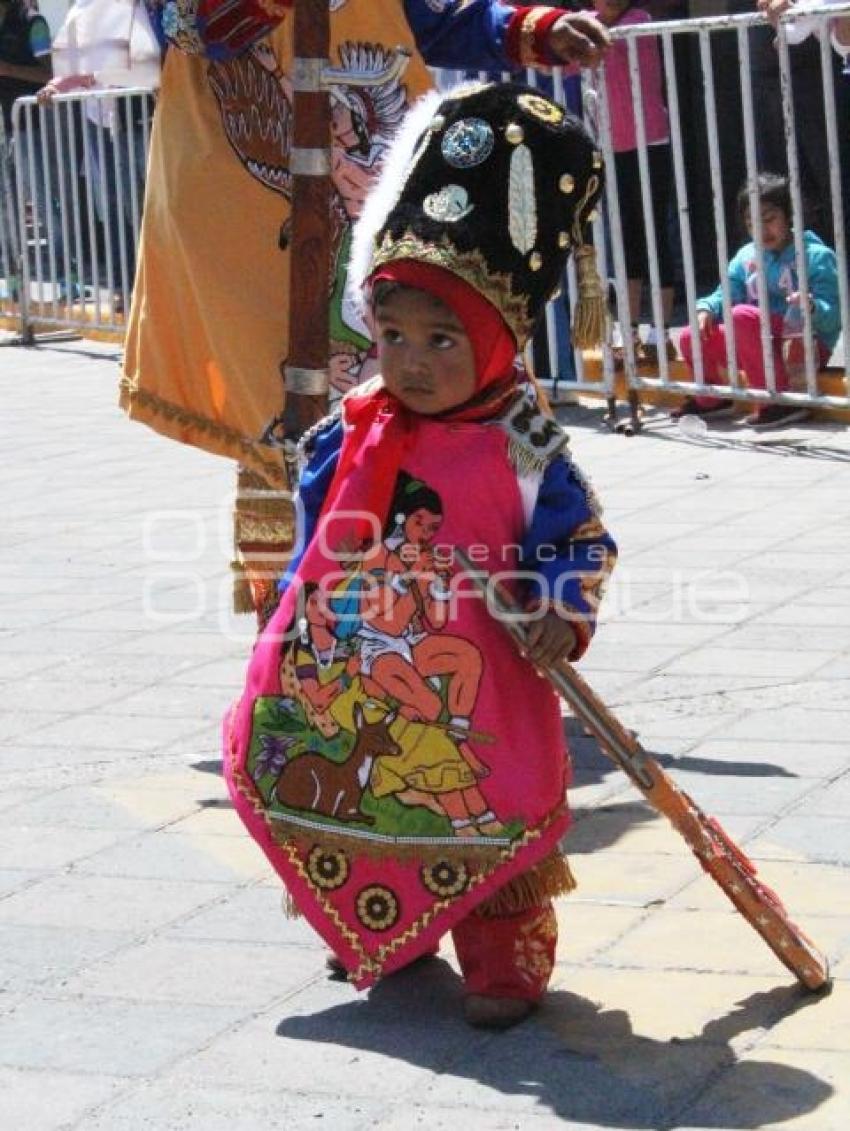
left=454, top=549, right=830, bottom=993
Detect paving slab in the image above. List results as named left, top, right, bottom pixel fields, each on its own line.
left=0, top=995, right=245, bottom=1077
left=0, top=1067, right=127, bottom=1131
left=1, top=341, right=848, bottom=1130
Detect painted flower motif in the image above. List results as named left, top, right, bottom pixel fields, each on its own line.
left=356, top=886, right=400, bottom=932
left=307, top=846, right=350, bottom=891
left=513, top=906, right=557, bottom=989
left=254, top=733, right=295, bottom=779
left=420, top=860, right=469, bottom=899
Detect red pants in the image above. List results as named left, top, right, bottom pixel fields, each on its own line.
left=679, top=305, right=828, bottom=407
left=452, top=900, right=558, bottom=1001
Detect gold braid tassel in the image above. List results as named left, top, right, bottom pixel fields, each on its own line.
left=571, top=243, right=606, bottom=349
left=475, top=852, right=577, bottom=918
left=233, top=465, right=296, bottom=620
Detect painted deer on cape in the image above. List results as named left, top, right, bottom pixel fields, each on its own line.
left=274, top=703, right=399, bottom=824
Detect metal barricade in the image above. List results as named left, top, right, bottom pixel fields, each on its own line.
left=595, top=4, right=850, bottom=420
left=0, top=114, right=21, bottom=321
left=6, top=87, right=153, bottom=342
left=441, top=7, right=850, bottom=417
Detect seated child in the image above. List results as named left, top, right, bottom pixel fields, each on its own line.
left=224, top=81, right=617, bottom=1030
left=672, top=172, right=840, bottom=429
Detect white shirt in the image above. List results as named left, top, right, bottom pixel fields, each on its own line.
left=51, top=0, right=161, bottom=127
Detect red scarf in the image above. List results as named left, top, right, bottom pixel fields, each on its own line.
left=321, top=261, right=519, bottom=542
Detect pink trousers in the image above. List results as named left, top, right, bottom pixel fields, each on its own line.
left=452, top=901, right=558, bottom=1001
left=680, top=305, right=828, bottom=408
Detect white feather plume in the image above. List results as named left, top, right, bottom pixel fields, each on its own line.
left=508, top=143, right=537, bottom=255
left=346, top=87, right=445, bottom=320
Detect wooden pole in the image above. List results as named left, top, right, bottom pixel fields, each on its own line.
left=285, top=0, right=332, bottom=434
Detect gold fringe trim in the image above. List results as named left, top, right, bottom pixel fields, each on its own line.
left=119, top=379, right=287, bottom=486
left=231, top=560, right=257, bottom=615
left=507, top=436, right=555, bottom=477
left=282, top=891, right=303, bottom=920
left=475, top=852, right=576, bottom=917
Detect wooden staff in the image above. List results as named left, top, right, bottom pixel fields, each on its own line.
left=454, top=549, right=830, bottom=992
left=284, top=4, right=410, bottom=439
left=285, top=0, right=333, bottom=436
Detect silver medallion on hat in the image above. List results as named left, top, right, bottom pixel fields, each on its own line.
left=441, top=118, right=495, bottom=169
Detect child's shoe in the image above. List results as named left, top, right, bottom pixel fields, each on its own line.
left=669, top=396, right=735, bottom=422
left=745, top=404, right=810, bottom=429
left=463, top=993, right=536, bottom=1030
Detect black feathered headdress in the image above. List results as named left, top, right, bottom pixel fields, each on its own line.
left=349, top=80, right=606, bottom=349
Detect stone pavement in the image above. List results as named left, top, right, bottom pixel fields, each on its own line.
left=1, top=338, right=848, bottom=1131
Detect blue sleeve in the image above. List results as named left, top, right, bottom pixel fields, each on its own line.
left=807, top=242, right=841, bottom=350
left=519, top=456, right=617, bottom=659
left=403, top=0, right=514, bottom=70
left=277, top=417, right=343, bottom=595
left=698, top=245, right=749, bottom=321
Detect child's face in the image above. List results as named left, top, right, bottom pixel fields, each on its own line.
left=745, top=202, right=792, bottom=252
left=374, top=287, right=477, bottom=415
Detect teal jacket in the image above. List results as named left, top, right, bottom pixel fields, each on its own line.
left=698, top=230, right=841, bottom=351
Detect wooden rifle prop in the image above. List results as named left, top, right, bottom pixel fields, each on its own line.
left=454, top=548, right=830, bottom=992
left=284, top=0, right=410, bottom=437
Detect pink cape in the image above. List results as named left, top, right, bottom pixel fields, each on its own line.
left=224, top=409, right=571, bottom=988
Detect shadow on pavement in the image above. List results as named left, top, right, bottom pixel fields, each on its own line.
left=277, top=960, right=832, bottom=1128
left=566, top=719, right=796, bottom=786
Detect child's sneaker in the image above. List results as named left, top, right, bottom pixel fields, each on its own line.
left=463, top=994, right=536, bottom=1030
left=745, top=404, right=810, bottom=429
left=669, top=396, right=735, bottom=422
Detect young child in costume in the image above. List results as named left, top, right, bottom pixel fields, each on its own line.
left=224, top=80, right=617, bottom=1030
left=671, top=172, right=840, bottom=429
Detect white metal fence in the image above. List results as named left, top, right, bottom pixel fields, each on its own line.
left=0, top=87, right=153, bottom=340
left=591, top=3, right=850, bottom=419
left=2, top=9, right=849, bottom=421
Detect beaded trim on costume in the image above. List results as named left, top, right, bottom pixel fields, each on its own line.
left=296, top=405, right=343, bottom=462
